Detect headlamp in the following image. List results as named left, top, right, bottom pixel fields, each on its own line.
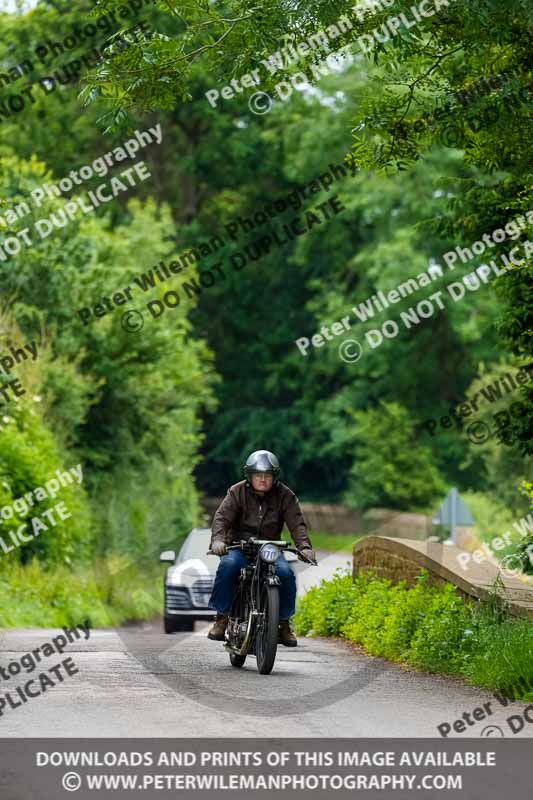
left=259, top=543, right=279, bottom=563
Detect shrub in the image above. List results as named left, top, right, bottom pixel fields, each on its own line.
left=0, top=556, right=163, bottom=629
left=341, top=573, right=398, bottom=656
left=343, top=402, right=446, bottom=511
left=408, top=582, right=474, bottom=673
left=0, top=404, right=93, bottom=566
left=295, top=570, right=356, bottom=637
left=295, top=569, right=533, bottom=696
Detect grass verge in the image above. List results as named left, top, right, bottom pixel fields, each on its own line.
left=308, top=532, right=360, bottom=552
left=0, top=555, right=164, bottom=629
left=295, top=568, right=533, bottom=699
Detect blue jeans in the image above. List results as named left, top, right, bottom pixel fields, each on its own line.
left=209, top=549, right=296, bottom=620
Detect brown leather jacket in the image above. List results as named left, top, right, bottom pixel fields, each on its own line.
left=210, top=480, right=312, bottom=551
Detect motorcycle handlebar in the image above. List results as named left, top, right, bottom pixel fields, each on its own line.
left=207, top=540, right=317, bottom=565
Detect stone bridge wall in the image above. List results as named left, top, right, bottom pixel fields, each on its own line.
left=353, top=536, right=533, bottom=620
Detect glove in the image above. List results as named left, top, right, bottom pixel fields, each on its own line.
left=300, top=548, right=316, bottom=564
left=211, top=541, right=228, bottom=556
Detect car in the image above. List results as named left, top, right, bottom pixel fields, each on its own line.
left=160, top=528, right=219, bottom=633
left=160, top=527, right=300, bottom=634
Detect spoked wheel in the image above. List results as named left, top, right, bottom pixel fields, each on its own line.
left=229, top=652, right=247, bottom=668
left=255, top=585, right=279, bottom=675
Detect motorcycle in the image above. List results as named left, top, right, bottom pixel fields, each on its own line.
left=207, top=538, right=317, bottom=675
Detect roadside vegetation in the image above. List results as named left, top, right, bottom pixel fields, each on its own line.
left=306, top=533, right=360, bottom=553
left=463, top=485, right=533, bottom=575
left=295, top=570, right=533, bottom=698
left=0, top=555, right=167, bottom=629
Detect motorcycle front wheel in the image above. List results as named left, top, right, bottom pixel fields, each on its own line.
left=255, top=585, right=279, bottom=675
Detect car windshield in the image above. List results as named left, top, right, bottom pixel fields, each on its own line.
left=177, top=531, right=212, bottom=562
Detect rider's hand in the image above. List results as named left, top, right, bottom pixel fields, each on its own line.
left=211, top=541, right=228, bottom=556
left=300, top=548, right=316, bottom=564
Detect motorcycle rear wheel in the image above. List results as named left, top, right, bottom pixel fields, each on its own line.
left=255, top=585, right=279, bottom=675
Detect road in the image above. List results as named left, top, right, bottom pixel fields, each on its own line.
left=0, top=550, right=530, bottom=738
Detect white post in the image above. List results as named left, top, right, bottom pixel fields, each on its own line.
left=450, top=487, right=457, bottom=544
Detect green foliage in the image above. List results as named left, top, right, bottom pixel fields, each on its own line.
left=308, top=532, right=360, bottom=553
left=77, top=0, right=533, bottom=470
left=340, top=573, right=400, bottom=656
left=462, top=603, right=533, bottom=699
left=461, top=364, right=533, bottom=506
left=0, top=403, right=93, bottom=565
left=408, top=582, right=475, bottom=674
left=0, top=555, right=163, bottom=628
left=463, top=486, right=533, bottom=576
left=0, top=150, right=217, bottom=569
left=294, top=570, right=356, bottom=638
left=3, top=0, right=519, bottom=506
left=462, top=490, right=518, bottom=549
left=0, top=315, right=93, bottom=565
left=515, top=536, right=533, bottom=575
left=295, top=569, right=533, bottom=695
left=514, top=481, right=533, bottom=575
left=343, top=402, right=446, bottom=511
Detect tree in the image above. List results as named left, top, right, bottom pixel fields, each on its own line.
left=343, top=401, right=446, bottom=510
left=82, top=0, right=533, bottom=461
left=0, top=151, right=217, bottom=559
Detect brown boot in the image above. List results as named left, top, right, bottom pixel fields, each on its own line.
left=278, top=619, right=297, bottom=647
left=207, top=614, right=228, bottom=641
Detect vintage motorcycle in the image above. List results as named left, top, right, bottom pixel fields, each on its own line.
left=207, top=538, right=317, bottom=675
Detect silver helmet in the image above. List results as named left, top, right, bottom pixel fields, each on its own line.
left=243, top=450, right=280, bottom=483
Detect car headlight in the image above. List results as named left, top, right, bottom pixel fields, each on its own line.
left=259, top=543, right=279, bottom=563
left=166, top=568, right=186, bottom=587
left=167, top=558, right=213, bottom=587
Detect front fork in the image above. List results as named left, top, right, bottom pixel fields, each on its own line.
left=254, top=564, right=281, bottom=637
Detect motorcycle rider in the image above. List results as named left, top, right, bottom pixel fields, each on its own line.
left=207, top=450, right=316, bottom=647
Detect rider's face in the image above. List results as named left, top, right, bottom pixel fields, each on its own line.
left=251, top=472, right=273, bottom=493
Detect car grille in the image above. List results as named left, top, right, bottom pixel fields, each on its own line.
left=166, top=588, right=191, bottom=610
left=191, top=577, right=215, bottom=608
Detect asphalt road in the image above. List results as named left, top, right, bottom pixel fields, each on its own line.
left=0, top=550, right=530, bottom=738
